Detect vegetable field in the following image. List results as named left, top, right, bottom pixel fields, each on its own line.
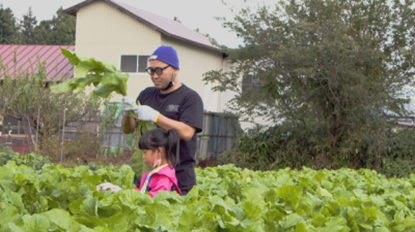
left=0, top=162, right=415, bottom=231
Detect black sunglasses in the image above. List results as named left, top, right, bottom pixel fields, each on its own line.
left=145, top=65, right=170, bottom=75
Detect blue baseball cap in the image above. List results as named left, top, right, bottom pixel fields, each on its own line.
left=149, top=45, right=179, bottom=69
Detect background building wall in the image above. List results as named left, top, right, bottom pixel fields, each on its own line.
left=74, top=1, right=161, bottom=101
left=161, top=35, right=223, bottom=112
left=73, top=0, right=240, bottom=118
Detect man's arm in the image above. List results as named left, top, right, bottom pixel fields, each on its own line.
left=121, top=115, right=137, bottom=134
left=122, top=112, right=195, bottom=140
left=156, top=114, right=196, bottom=141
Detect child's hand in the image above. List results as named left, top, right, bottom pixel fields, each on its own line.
left=96, top=183, right=122, bottom=193
left=109, top=185, right=122, bottom=193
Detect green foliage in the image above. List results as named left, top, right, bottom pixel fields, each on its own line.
left=382, top=158, right=415, bottom=179
left=218, top=124, right=320, bottom=171
left=206, top=0, right=415, bottom=169
left=0, top=4, right=20, bottom=44
left=51, top=49, right=129, bottom=102
left=219, top=122, right=415, bottom=178
left=0, top=6, right=75, bottom=45
left=33, top=7, right=76, bottom=45
left=19, top=7, right=37, bottom=45
left=0, top=147, right=50, bottom=169
left=1, top=163, right=415, bottom=231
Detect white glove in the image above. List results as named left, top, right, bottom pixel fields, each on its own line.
left=121, top=97, right=136, bottom=112
left=96, top=183, right=122, bottom=193
left=131, top=105, right=160, bottom=123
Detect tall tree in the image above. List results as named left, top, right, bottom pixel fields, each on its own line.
left=20, top=7, right=37, bottom=44
left=34, top=7, right=76, bottom=45
left=0, top=4, right=19, bottom=44
left=34, top=20, right=52, bottom=45
left=50, top=7, right=76, bottom=45
left=204, top=0, right=415, bottom=167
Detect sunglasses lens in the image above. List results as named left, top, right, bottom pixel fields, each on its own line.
left=155, top=68, right=163, bottom=75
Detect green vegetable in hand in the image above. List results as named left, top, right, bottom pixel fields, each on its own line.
left=51, top=48, right=128, bottom=99
left=51, top=48, right=155, bottom=179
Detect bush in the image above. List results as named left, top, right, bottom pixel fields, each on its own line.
left=0, top=144, right=51, bottom=169
left=218, top=124, right=322, bottom=171
left=218, top=123, right=415, bottom=178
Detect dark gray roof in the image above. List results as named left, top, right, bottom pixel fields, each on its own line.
left=63, top=0, right=220, bottom=52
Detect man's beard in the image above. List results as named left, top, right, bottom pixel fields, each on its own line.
left=158, top=72, right=175, bottom=91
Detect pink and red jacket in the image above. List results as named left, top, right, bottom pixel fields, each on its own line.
left=134, top=165, right=181, bottom=197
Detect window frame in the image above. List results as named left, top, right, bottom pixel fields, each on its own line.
left=242, top=74, right=262, bottom=94
left=119, top=54, right=150, bottom=75
left=1, top=115, right=26, bottom=137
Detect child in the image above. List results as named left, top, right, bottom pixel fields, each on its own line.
left=135, top=128, right=182, bottom=197
left=97, top=128, right=181, bottom=197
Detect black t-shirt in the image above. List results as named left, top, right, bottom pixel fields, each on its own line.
left=137, top=84, right=204, bottom=170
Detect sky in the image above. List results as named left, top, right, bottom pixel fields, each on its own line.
left=1, top=0, right=274, bottom=48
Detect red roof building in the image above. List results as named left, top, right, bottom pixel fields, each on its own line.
left=0, top=45, right=75, bottom=80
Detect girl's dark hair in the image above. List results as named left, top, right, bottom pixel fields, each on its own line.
left=138, top=128, right=181, bottom=167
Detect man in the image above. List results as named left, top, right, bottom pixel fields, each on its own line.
left=121, top=45, right=203, bottom=195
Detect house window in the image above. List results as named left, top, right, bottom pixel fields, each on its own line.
left=242, top=75, right=262, bottom=94
left=2, top=116, right=25, bottom=136
left=120, top=55, right=150, bottom=73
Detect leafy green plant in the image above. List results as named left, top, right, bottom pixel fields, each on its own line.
left=1, top=162, right=415, bottom=231
left=0, top=149, right=50, bottom=169
left=50, top=49, right=128, bottom=100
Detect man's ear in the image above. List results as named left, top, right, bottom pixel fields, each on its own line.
left=173, top=68, right=179, bottom=78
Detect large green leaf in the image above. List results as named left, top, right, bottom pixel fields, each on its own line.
left=119, top=189, right=152, bottom=210
left=277, top=186, right=303, bottom=209
left=51, top=48, right=129, bottom=99
left=21, top=214, right=50, bottom=232
left=7, top=223, right=24, bottom=232
left=50, top=77, right=84, bottom=93
left=80, top=197, right=99, bottom=217
left=93, top=84, right=122, bottom=99
left=240, top=188, right=264, bottom=218
left=42, top=209, right=72, bottom=230
left=79, top=225, right=96, bottom=232
left=102, top=213, right=128, bottom=232
left=177, top=204, right=200, bottom=230
left=145, top=201, right=172, bottom=229
left=0, top=204, right=21, bottom=232
left=404, top=217, right=415, bottom=229
left=279, top=214, right=303, bottom=230
left=0, top=180, right=17, bottom=191
left=3, top=190, right=26, bottom=214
